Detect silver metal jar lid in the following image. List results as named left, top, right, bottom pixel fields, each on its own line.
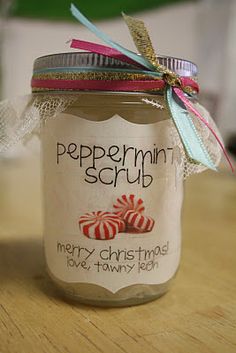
left=33, top=52, right=198, bottom=78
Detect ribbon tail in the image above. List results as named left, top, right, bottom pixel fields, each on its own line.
left=166, top=86, right=217, bottom=170
left=173, top=87, right=234, bottom=173
left=70, top=3, right=153, bottom=70
left=70, top=39, right=142, bottom=67
left=122, top=13, right=158, bottom=68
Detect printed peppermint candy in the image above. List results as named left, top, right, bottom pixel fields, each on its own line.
left=113, top=194, right=145, bottom=218
left=79, top=211, right=125, bottom=240
left=124, top=210, right=155, bottom=233
left=118, top=218, right=126, bottom=232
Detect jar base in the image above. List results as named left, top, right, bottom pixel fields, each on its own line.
left=59, top=286, right=169, bottom=307
left=48, top=269, right=174, bottom=307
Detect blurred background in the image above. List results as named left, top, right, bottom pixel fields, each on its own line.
left=0, top=0, right=235, bottom=156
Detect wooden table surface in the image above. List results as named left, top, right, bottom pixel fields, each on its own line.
left=0, top=156, right=235, bottom=353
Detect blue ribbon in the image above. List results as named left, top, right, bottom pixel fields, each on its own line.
left=166, top=87, right=216, bottom=170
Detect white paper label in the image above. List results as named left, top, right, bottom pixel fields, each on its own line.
left=42, top=113, right=183, bottom=293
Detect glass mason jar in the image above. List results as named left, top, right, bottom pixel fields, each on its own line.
left=36, top=52, right=198, bottom=307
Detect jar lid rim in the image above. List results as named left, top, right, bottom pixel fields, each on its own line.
left=33, top=52, right=198, bottom=78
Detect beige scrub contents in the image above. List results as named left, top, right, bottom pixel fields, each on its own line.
left=40, top=75, right=187, bottom=307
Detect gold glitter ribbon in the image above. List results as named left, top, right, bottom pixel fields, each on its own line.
left=122, top=13, right=159, bottom=67
left=33, top=71, right=162, bottom=82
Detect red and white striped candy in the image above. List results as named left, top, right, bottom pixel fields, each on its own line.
left=118, top=219, right=126, bottom=232
left=124, top=210, right=155, bottom=233
left=79, top=211, right=125, bottom=240
left=113, top=194, right=145, bottom=218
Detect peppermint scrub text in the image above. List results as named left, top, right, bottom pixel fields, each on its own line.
left=56, top=142, right=179, bottom=188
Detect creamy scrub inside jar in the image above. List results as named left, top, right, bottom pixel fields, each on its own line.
left=36, top=52, right=197, bottom=306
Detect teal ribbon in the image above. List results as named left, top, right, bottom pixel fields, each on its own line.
left=70, top=3, right=216, bottom=170
left=166, top=87, right=216, bottom=170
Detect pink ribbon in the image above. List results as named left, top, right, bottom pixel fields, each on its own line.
left=31, top=76, right=198, bottom=93
left=31, top=78, right=166, bottom=91
left=70, top=39, right=141, bottom=67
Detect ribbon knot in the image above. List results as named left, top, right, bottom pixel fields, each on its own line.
left=162, top=72, right=182, bottom=89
